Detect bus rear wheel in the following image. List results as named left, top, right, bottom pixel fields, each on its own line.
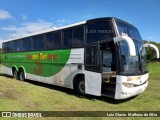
left=12, top=69, right=18, bottom=80
left=75, top=76, right=85, bottom=95
left=19, top=69, right=25, bottom=81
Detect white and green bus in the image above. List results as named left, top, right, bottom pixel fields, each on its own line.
left=2, top=17, right=159, bottom=99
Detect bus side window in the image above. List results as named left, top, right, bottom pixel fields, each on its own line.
left=14, top=40, right=21, bottom=52
left=32, top=35, right=39, bottom=50
left=72, top=26, right=84, bottom=47
left=3, top=43, right=7, bottom=52
left=45, top=32, right=53, bottom=49
left=22, top=37, right=32, bottom=51
left=53, top=31, right=61, bottom=48
left=2, top=43, right=5, bottom=52
left=7, top=41, right=14, bottom=52
left=39, top=34, right=45, bottom=50
left=32, top=34, right=45, bottom=50
left=63, top=28, right=73, bottom=48
left=6, top=42, right=10, bottom=52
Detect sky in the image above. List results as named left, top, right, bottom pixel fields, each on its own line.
left=0, top=0, right=160, bottom=47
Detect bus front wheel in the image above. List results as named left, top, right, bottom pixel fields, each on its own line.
left=75, top=76, right=85, bottom=95
left=19, top=69, right=25, bottom=81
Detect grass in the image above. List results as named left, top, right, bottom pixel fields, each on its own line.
left=0, top=63, right=160, bottom=120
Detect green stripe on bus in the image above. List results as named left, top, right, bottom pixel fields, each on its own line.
left=2, top=49, right=71, bottom=77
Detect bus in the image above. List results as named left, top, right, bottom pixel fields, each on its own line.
left=1, top=17, right=159, bottom=99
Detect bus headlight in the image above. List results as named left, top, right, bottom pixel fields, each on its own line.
left=122, top=82, right=134, bottom=88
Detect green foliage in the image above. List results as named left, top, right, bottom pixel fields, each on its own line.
left=143, top=40, right=160, bottom=62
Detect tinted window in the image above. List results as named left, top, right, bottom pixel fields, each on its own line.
left=86, top=45, right=99, bottom=66
left=32, top=35, right=39, bottom=50
left=32, top=34, right=44, bottom=50
left=87, top=21, right=114, bottom=44
left=14, top=40, right=21, bottom=52
left=2, top=43, right=4, bottom=52
left=116, top=20, right=142, bottom=40
left=22, top=37, right=32, bottom=51
left=73, top=26, right=84, bottom=47
left=85, top=45, right=100, bottom=71
left=63, top=28, right=73, bottom=48
left=45, top=32, right=53, bottom=49
left=53, top=31, right=61, bottom=48
left=7, top=41, right=14, bottom=52
left=39, top=34, right=45, bottom=50
left=6, top=42, right=9, bottom=52
left=2, top=43, right=7, bottom=52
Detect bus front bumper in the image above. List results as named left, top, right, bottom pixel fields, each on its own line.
left=115, top=81, right=148, bottom=100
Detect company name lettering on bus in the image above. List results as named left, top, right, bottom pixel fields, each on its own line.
left=127, top=76, right=141, bottom=81
left=86, top=29, right=113, bottom=34
left=26, top=53, right=58, bottom=60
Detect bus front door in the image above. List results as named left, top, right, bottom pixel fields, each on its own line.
left=85, top=44, right=102, bottom=96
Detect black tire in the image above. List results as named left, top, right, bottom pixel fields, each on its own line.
left=75, top=76, right=85, bottom=95
left=12, top=69, right=18, bottom=80
left=19, top=69, right=25, bottom=81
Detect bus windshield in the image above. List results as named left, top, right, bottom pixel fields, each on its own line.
left=118, top=40, right=148, bottom=75
left=115, top=20, right=148, bottom=75
left=116, top=20, right=142, bottom=40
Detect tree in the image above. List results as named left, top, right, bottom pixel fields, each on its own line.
left=143, top=40, right=160, bottom=62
